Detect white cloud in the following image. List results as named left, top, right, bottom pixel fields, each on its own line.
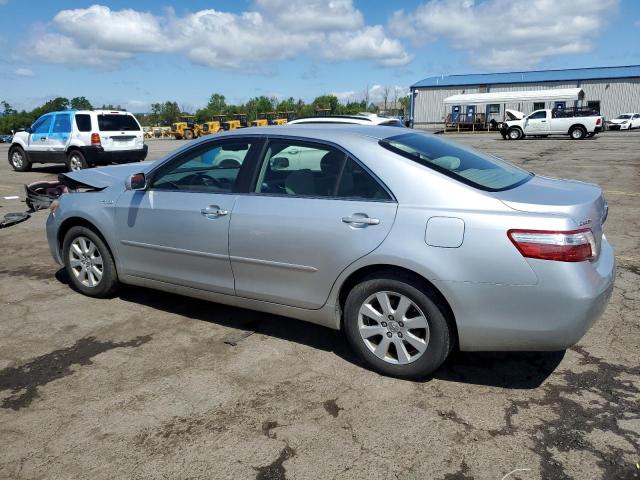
left=27, top=2, right=409, bottom=70
left=14, top=68, right=34, bottom=77
left=389, top=0, right=618, bottom=70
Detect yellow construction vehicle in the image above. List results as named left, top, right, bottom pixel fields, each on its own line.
left=223, top=114, right=248, bottom=130
left=270, top=112, right=289, bottom=126
left=251, top=113, right=269, bottom=127
left=171, top=116, right=203, bottom=140
left=201, top=115, right=226, bottom=135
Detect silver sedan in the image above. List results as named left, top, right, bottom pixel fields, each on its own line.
left=46, top=126, right=615, bottom=379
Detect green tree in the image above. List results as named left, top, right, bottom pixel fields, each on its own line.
left=312, top=95, right=339, bottom=113
left=1, top=101, right=17, bottom=116
left=206, top=93, right=227, bottom=114
left=398, top=95, right=410, bottom=115
left=70, top=96, right=93, bottom=110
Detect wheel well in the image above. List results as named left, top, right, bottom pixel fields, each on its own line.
left=57, top=217, right=115, bottom=264
left=66, top=146, right=81, bottom=156
left=569, top=124, right=586, bottom=133
left=337, top=264, right=459, bottom=348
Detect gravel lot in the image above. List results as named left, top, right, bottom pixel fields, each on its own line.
left=0, top=132, right=638, bottom=480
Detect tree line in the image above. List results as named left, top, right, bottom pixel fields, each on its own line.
left=0, top=93, right=410, bottom=133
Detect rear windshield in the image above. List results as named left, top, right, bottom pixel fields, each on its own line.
left=380, top=132, right=532, bottom=191
left=97, top=114, right=140, bottom=131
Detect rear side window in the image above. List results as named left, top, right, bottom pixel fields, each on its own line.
left=75, top=114, right=92, bottom=132
left=380, top=132, right=532, bottom=191
left=97, top=114, right=140, bottom=131
left=52, top=114, right=71, bottom=133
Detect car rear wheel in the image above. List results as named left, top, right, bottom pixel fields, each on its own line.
left=9, top=146, right=31, bottom=172
left=67, top=150, right=88, bottom=171
left=508, top=128, right=522, bottom=140
left=570, top=126, right=586, bottom=140
left=63, top=226, right=119, bottom=297
left=344, top=273, right=452, bottom=379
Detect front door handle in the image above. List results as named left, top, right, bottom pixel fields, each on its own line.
left=342, top=215, right=380, bottom=226
left=201, top=205, right=229, bottom=217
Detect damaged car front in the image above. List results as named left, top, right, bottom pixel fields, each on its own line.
left=46, top=162, right=153, bottom=266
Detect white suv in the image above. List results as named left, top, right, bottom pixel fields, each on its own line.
left=8, top=110, right=147, bottom=172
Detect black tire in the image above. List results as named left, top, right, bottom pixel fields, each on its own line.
left=184, top=129, right=194, bottom=140
left=66, top=150, right=89, bottom=171
left=8, top=145, right=31, bottom=172
left=343, top=272, right=452, bottom=379
left=62, top=226, right=119, bottom=297
left=586, top=132, right=595, bottom=138
left=507, top=127, right=522, bottom=140
left=569, top=126, right=586, bottom=140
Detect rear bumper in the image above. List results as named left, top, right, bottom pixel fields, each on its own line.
left=440, top=239, right=616, bottom=351
left=594, top=126, right=603, bottom=133
left=79, top=145, right=148, bottom=166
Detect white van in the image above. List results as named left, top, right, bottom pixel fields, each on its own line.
left=8, top=110, right=147, bottom=172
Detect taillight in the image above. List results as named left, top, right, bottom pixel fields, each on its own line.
left=91, top=133, right=101, bottom=145
left=507, top=228, right=596, bottom=262
left=596, top=117, right=602, bottom=126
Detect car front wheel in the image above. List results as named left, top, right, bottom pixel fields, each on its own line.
left=9, top=146, right=31, bottom=172
left=63, top=226, right=119, bottom=297
left=508, top=128, right=522, bottom=140
left=344, top=273, right=452, bottom=379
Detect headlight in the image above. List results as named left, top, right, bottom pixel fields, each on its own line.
left=622, top=121, right=628, bottom=124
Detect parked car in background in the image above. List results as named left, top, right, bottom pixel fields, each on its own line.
left=0, top=134, right=13, bottom=143
left=608, top=113, right=640, bottom=130
left=46, top=125, right=614, bottom=379
left=499, top=108, right=603, bottom=140
left=288, top=113, right=405, bottom=127
left=8, top=110, right=147, bottom=172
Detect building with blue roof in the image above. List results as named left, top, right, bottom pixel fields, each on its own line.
left=410, top=65, right=640, bottom=127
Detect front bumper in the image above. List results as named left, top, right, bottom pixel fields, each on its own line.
left=607, top=123, right=629, bottom=130
left=79, top=145, right=148, bottom=166
left=440, top=238, right=616, bottom=351
left=46, top=212, right=63, bottom=266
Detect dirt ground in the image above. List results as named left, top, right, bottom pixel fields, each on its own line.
left=0, top=131, right=638, bottom=480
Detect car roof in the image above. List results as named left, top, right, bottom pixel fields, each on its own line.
left=191, top=124, right=411, bottom=145
left=41, top=109, right=133, bottom=115
left=289, top=115, right=400, bottom=126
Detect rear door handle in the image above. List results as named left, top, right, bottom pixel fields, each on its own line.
left=201, top=205, right=229, bottom=217
left=342, top=215, right=380, bottom=226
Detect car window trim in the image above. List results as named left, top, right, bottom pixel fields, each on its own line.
left=146, top=137, right=265, bottom=195
left=249, top=135, right=396, bottom=203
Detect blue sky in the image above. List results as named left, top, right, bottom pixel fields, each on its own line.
left=0, top=0, right=638, bottom=112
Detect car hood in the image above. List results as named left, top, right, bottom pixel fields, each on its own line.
left=60, top=161, right=154, bottom=189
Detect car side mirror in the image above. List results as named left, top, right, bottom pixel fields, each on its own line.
left=125, top=173, right=147, bottom=191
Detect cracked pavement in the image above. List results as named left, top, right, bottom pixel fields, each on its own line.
left=0, top=132, right=638, bottom=479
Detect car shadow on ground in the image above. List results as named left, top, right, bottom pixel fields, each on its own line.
left=29, top=165, right=67, bottom=174
left=55, top=269, right=564, bottom=389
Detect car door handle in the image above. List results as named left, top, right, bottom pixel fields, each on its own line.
left=342, top=215, right=380, bottom=226
left=541, top=120, right=546, bottom=122
left=201, top=205, right=228, bottom=217
left=40, top=137, right=47, bottom=141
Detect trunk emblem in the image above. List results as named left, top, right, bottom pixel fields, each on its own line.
left=579, top=218, right=592, bottom=226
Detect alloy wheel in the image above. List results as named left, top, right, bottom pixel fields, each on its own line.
left=69, top=236, right=103, bottom=287
left=11, top=150, right=23, bottom=169
left=69, top=155, right=83, bottom=171
left=358, top=291, right=430, bottom=365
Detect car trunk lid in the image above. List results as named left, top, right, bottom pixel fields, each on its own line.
left=492, top=175, right=608, bottom=257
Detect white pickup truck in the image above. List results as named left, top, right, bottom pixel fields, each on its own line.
left=499, top=108, right=603, bottom=140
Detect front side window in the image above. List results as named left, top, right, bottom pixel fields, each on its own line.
left=528, top=111, right=547, bottom=120
left=150, top=140, right=254, bottom=193
left=52, top=114, right=71, bottom=133
left=97, top=114, right=140, bottom=131
left=380, top=132, right=532, bottom=191
left=32, top=115, right=52, bottom=134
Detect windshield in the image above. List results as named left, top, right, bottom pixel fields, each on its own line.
left=617, top=114, right=631, bottom=119
left=380, top=132, right=532, bottom=191
left=97, top=114, right=140, bottom=131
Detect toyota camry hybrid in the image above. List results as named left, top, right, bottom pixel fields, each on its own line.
left=46, top=125, right=615, bottom=379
